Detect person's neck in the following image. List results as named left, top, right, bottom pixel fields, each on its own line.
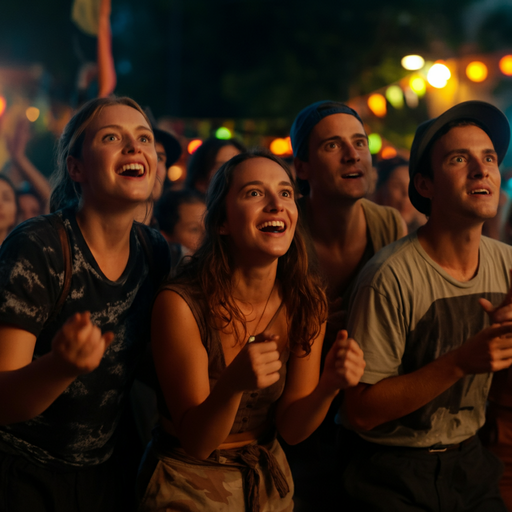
left=417, top=215, right=483, bottom=282
left=134, top=202, right=153, bottom=225
left=76, top=201, right=136, bottom=255
left=305, top=194, right=366, bottom=248
left=231, top=261, right=278, bottom=305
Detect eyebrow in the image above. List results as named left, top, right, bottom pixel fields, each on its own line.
left=238, top=180, right=293, bottom=192
left=319, top=133, right=368, bottom=145
left=444, top=148, right=497, bottom=158
left=98, top=124, right=152, bottom=132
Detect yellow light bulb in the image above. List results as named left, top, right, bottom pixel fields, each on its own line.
left=466, top=61, right=488, bottom=82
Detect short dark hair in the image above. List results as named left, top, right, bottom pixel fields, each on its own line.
left=155, top=189, right=205, bottom=235
left=185, top=137, right=246, bottom=192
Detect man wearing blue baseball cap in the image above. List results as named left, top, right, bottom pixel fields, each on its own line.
left=291, top=101, right=406, bottom=327
left=287, top=101, right=406, bottom=510
left=343, top=100, right=512, bottom=510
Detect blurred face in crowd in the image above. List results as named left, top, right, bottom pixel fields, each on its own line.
left=169, top=201, right=206, bottom=253
left=152, top=141, right=167, bottom=202
left=295, top=113, right=373, bottom=201
left=196, top=144, right=243, bottom=194
left=379, top=165, right=418, bottom=224
left=18, top=193, right=42, bottom=223
left=0, top=179, right=17, bottom=241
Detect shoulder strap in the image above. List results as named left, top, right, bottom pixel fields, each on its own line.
left=46, top=214, right=73, bottom=325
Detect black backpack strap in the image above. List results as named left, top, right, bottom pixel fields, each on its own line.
left=46, top=214, right=73, bottom=325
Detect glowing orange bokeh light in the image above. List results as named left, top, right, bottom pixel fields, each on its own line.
left=466, top=61, right=488, bottom=83
left=367, top=94, right=387, bottom=117
left=270, top=137, right=292, bottom=156
left=0, top=96, right=6, bottom=117
left=168, top=165, right=183, bottom=181
left=187, top=139, right=203, bottom=154
left=499, top=55, right=512, bottom=76
left=381, top=147, right=397, bottom=160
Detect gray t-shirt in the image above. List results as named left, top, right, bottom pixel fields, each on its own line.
left=344, top=232, right=512, bottom=447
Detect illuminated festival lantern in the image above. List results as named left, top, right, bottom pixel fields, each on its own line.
left=367, top=94, right=387, bottom=117
left=215, top=127, right=232, bottom=140
left=368, top=133, right=382, bottom=154
left=270, top=137, right=292, bottom=156
left=427, top=62, right=451, bottom=88
left=499, top=55, right=512, bottom=76
left=187, top=139, right=203, bottom=154
left=401, top=55, right=425, bottom=71
left=386, top=86, right=404, bottom=109
left=466, top=61, right=488, bottom=82
left=26, top=106, right=40, bottom=122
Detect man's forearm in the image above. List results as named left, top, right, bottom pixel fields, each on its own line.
left=345, top=350, right=463, bottom=431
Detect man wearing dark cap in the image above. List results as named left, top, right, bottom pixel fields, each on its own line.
left=135, top=111, right=182, bottom=225
left=287, top=101, right=406, bottom=510
left=291, top=101, right=406, bottom=330
left=343, top=100, right=512, bottom=510
left=148, top=116, right=182, bottom=202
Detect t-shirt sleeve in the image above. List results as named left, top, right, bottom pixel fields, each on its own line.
left=0, top=220, right=64, bottom=336
left=348, top=282, right=407, bottom=385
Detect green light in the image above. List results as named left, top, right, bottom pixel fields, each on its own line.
left=368, top=133, right=382, bottom=155
left=385, top=86, right=404, bottom=109
left=215, top=127, right=232, bottom=140
left=410, top=76, right=427, bottom=97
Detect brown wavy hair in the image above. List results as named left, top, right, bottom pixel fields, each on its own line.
left=174, top=149, right=328, bottom=355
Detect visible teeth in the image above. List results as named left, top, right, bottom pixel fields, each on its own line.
left=257, top=220, right=285, bottom=230
left=470, top=189, right=489, bottom=194
left=119, top=163, right=145, bottom=175
left=344, top=173, right=360, bottom=178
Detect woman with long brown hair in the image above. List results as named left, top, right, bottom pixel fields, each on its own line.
left=139, top=150, right=365, bottom=511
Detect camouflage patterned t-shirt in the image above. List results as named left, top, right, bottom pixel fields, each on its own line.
left=0, top=208, right=170, bottom=468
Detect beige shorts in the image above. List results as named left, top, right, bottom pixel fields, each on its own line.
left=138, top=437, right=294, bottom=512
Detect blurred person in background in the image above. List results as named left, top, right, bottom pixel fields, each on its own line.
left=185, top=137, right=246, bottom=195
left=4, top=117, right=51, bottom=219
left=134, top=113, right=182, bottom=227
left=0, top=175, right=18, bottom=245
left=373, top=156, right=426, bottom=233
left=154, top=189, right=206, bottom=267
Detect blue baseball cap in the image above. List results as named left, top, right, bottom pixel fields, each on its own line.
left=409, top=100, right=510, bottom=214
left=290, top=100, right=364, bottom=160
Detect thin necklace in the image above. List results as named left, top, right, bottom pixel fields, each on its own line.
left=247, top=283, right=275, bottom=343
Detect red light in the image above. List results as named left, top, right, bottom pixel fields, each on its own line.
left=188, top=139, right=203, bottom=154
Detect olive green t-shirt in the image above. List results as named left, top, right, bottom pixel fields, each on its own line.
left=344, top=233, right=512, bottom=447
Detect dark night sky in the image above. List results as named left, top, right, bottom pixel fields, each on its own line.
left=2, top=0, right=512, bottom=175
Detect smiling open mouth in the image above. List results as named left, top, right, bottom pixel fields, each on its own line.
left=118, top=163, right=145, bottom=177
left=342, top=172, right=363, bottom=179
left=257, top=220, right=286, bottom=233
left=469, top=189, right=490, bottom=195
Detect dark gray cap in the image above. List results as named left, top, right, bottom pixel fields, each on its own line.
left=409, top=100, right=510, bottom=214
left=290, top=100, right=364, bottom=160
